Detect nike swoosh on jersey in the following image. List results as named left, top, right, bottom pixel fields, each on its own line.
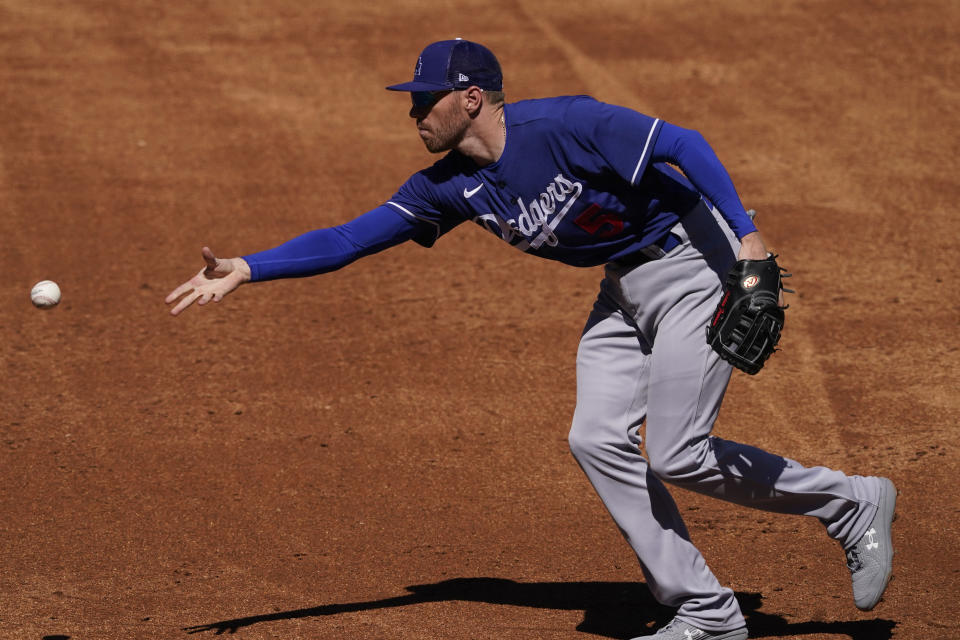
left=463, top=183, right=484, bottom=198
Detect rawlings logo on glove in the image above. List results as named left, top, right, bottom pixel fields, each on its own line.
left=706, top=255, right=791, bottom=375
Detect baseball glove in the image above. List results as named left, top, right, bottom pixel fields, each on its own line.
left=706, top=255, right=790, bottom=375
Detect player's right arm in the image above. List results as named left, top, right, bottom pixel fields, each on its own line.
left=165, top=205, right=421, bottom=316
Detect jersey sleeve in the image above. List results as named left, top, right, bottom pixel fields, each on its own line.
left=243, top=205, right=420, bottom=282
left=384, top=162, right=467, bottom=248
left=565, top=96, right=665, bottom=187
left=652, top=122, right=757, bottom=239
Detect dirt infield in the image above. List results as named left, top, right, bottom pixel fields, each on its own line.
left=2, top=1, right=957, bottom=638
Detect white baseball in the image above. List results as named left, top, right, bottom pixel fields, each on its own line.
left=31, top=280, right=61, bottom=308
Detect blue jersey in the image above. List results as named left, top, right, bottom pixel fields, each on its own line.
left=243, top=95, right=756, bottom=281
left=388, top=95, right=704, bottom=267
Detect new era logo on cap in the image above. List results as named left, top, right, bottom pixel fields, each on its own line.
left=386, top=39, right=502, bottom=93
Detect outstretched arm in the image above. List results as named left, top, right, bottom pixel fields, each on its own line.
left=165, top=205, right=420, bottom=316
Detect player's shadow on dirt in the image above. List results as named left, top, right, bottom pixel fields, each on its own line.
left=182, top=577, right=895, bottom=639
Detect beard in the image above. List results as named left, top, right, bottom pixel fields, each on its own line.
left=419, top=110, right=468, bottom=153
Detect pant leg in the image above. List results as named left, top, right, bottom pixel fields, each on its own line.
left=569, top=289, right=745, bottom=631
left=628, top=202, right=881, bottom=549
left=569, top=201, right=882, bottom=633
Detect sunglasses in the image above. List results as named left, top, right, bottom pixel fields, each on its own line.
left=410, top=90, right=453, bottom=109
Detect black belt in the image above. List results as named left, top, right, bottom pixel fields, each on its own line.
left=607, top=232, right=683, bottom=269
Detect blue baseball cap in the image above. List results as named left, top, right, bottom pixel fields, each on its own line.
left=386, top=39, right=503, bottom=92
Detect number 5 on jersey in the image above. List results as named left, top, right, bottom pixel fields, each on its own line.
left=575, top=204, right=624, bottom=238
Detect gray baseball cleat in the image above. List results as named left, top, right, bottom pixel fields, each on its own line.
left=631, top=617, right=748, bottom=639
left=845, top=476, right=897, bottom=610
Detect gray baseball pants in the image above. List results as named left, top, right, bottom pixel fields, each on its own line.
left=568, top=201, right=882, bottom=631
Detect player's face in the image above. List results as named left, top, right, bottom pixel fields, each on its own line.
left=410, top=90, right=469, bottom=153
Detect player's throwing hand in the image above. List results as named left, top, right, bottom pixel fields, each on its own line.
left=165, top=246, right=251, bottom=316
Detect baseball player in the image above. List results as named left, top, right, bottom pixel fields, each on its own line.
left=166, top=40, right=897, bottom=639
